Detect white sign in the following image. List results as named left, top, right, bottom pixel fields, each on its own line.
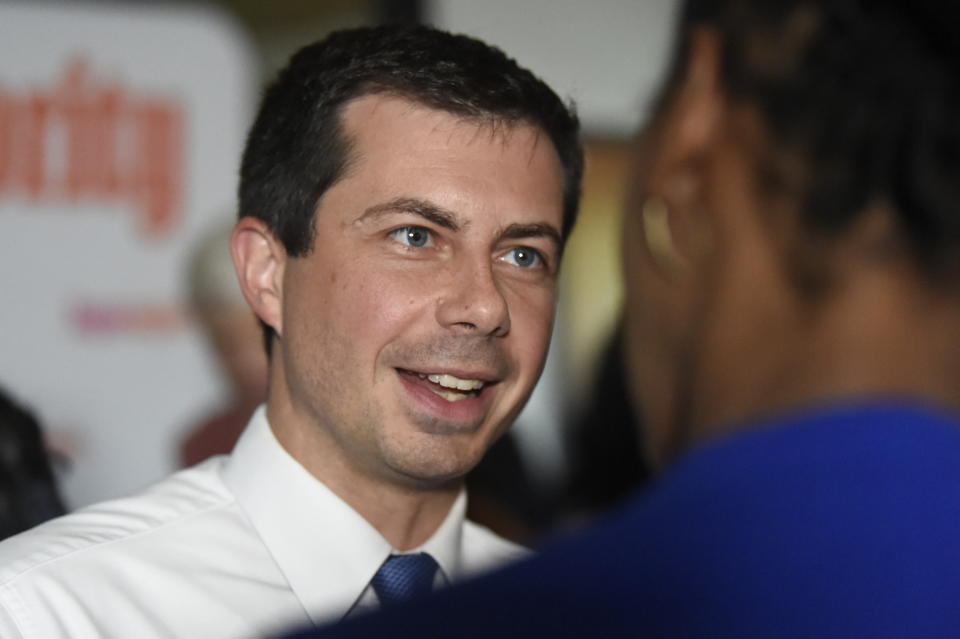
left=0, top=3, right=257, bottom=507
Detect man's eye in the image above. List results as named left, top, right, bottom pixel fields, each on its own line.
left=502, top=246, right=543, bottom=269
left=389, top=226, right=433, bottom=248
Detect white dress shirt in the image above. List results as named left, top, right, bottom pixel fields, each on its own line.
left=0, top=407, right=526, bottom=639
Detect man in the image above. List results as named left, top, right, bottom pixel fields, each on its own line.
left=0, top=26, right=581, bottom=638
left=296, top=1, right=960, bottom=637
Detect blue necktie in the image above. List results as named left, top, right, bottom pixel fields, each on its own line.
left=370, top=553, right=440, bottom=607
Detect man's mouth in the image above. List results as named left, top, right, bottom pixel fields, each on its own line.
left=398, top=369, right=488, bottom=402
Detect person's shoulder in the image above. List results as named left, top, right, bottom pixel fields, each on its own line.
left=461, top=519, right=530, bottom=576
left=0, top=457, right=236, bottom=586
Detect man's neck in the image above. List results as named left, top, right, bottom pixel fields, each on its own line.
left=265, top=400, right=461, bottom=551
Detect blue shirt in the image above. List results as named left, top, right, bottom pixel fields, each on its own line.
left=293, top=401, right=960, bottom=638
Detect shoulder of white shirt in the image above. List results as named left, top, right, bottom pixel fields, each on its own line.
left=0, top=456, right=232, bottom=585
left=0, top=454, right=533, bottom=588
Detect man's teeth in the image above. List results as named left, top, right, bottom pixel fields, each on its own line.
left=435, top=389, right=470, bottom=402
left=409, top=372, right=486, bottom=401
left=424, top=373, right=485, bottom=391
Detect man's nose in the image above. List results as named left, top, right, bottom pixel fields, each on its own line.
left=435, top=260, right=510, bottom=338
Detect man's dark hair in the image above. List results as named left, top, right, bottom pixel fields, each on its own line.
left=663, top=0, right=960, bottom=286
left=239, top=25, right=583, bottom=260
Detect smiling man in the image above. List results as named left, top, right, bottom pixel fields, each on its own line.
left=242, top=94, right=568, bottom=506
left=0, top=26, right=581, bottom=639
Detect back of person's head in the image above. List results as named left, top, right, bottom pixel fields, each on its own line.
left=239, top=25, right=583, bottom=260
left=626, top=0, right=960, bottom=465
left=0, top=389, right=65, bottom=540
left=665, top=0, right=959, bottom=289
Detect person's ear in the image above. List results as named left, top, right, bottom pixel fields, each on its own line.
left=637, top=26, right=725, bottom=271
left=231, top=217, right=286, bottom=338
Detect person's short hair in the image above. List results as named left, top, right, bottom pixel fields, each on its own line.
left=239, top=25, right=583, bottom=260
left=663, top=0, right=959, bottom=289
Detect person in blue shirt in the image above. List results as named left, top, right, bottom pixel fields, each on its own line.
left=282, top=0, right=960, bottom=637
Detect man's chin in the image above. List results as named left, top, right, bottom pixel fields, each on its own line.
left=395, top=399, right=493, bottom=437
left=379, top=436, right=488, bottom=487
left=384, top=460, right=475, bottom=489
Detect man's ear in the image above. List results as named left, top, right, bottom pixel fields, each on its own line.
left=231, top=217, right=285, bottom=338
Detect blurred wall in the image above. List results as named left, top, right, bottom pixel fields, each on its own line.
left=216, top=0, right=376, bottom=80
left=427, top=0, right=678, bottom=137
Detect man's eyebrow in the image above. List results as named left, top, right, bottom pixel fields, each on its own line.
left=499, top=222, right=563, bottom=251
left=359, top=198, right=462, bottom=231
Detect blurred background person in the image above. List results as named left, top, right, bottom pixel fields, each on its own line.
left=180, top=220, right=268, bottom=467
left=0, top=388, right=66, bottom=540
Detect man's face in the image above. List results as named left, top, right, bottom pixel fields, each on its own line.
left=276, top=94, right=565, bottom=486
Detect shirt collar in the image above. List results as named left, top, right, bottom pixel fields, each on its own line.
left=221, top=405, right=466, bottom=625
left=406, top=488, right=465, bottom=585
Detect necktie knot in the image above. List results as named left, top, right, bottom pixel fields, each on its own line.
left=370, top=553, right=440, bottom=607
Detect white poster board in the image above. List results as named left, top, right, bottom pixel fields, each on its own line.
left=0, top=3, right=257, bottom=508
